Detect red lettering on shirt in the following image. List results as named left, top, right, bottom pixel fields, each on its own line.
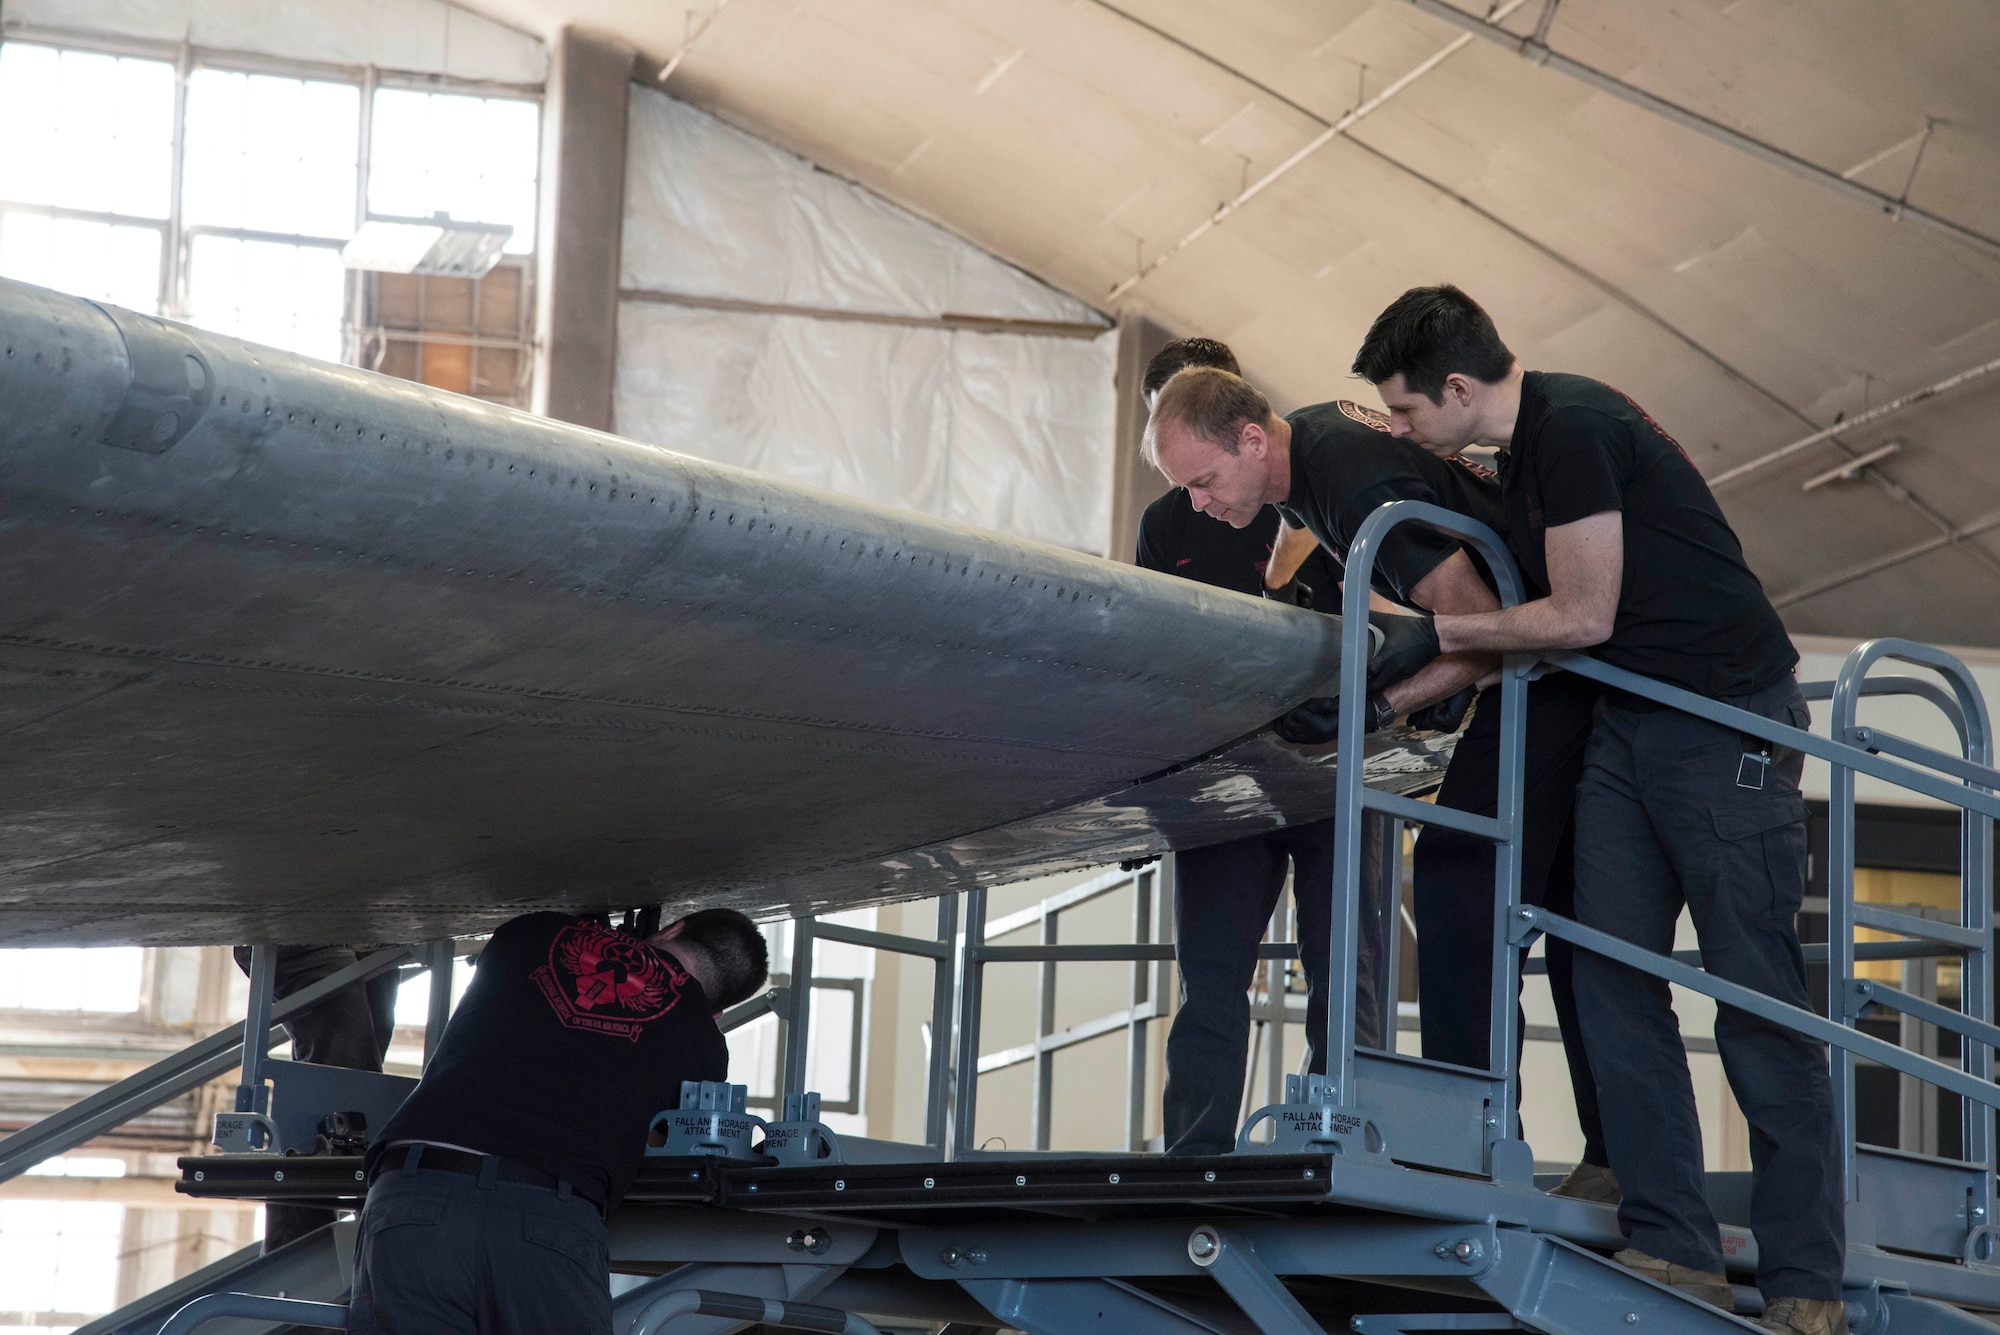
left=1608, top=385, right=1695, bottom=467
left=533, top=921, right=686, bottom=1042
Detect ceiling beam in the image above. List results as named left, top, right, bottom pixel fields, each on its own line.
left=1771, top=510, right=2000, bottom=610
left=655, top=0, right=736, bottom=86
left=1710, top=352, right=2000, bottom=489
left=1103, top=0, right=1534, bottom=300
left=1400, top=0, right=2000, bottom=265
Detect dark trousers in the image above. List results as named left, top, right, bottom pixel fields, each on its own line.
left=348, top=1158, right=612, bottom=1335
left=1413, top=672, right=1606, bottom=1164
left=1572, top=674, right=1843, bottom=1297
left=234, top=945, right=400, bottom=1251
left=1163, top=815, right=1392, bottom=1154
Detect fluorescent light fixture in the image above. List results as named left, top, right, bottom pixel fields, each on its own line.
left=341, top=213, right=512, bottom=278
left=1801, top=440, right=1902, bottom=492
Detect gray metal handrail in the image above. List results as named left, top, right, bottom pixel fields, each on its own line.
left=1334, top=500, right=1532, bottom=1157
left=950, top=861, right=1173, bottom=1154
left=0, top=943, right=421, bottom=1183
left=629, top=1286, right=883, bottom=1335
left=1337, top=499, right=2000, bottom=1222
left=157, top=1292, right=348, bottom=1334
left=1799, top=674, right=1967, bottom=742
left=1826, top=637, right=1995, bottom=1228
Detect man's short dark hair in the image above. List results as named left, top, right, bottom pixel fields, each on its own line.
left=1352, top=285, right=1514, bottom=404
left=671, top=909, right=769, bottom=1010
left=1143, top=337, right=1240, bottom=400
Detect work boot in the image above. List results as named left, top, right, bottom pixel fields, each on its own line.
left=1758, top=1296, right=1849, bottom=1334
left=1548, top=1161, right=1621, bottom=1206
left=1614, top=1248, right=1733, bottom=1309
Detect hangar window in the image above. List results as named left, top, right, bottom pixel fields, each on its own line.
left=180, top=69, right=361, bottom=363
left=0, top=1197, right=125, bottom=1323
left=368, top=89, right=539, bottom=254
left=0, top=37, right=540, bottom=403
left=0, top=43, right=173, bottom=313
left=0, top=947, right=144, bottom=1012
left=359, top=89, right=540, bottom=407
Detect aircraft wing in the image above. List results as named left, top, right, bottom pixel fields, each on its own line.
left=0, top=279, right=1448, bottom=945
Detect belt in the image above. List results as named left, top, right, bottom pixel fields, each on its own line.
left=370, top=1143, right=604, bottom=1216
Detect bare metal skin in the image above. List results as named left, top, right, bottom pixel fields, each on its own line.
left=0, top=278, right=1449, bottom=945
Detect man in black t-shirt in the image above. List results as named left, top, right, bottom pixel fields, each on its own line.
left=347, top=908, right=768, bottom=1335
left=1144, top=367, right=1608, bottom=1198
left=1135, top=339, right=1364, bottom=1154
left=1352, top=286, right=1840, bottom=1335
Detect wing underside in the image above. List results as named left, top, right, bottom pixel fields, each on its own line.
left=0, top=280, right=1446, bottom=945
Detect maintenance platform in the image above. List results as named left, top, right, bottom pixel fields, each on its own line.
left=10, top=505, right=2000, bottom=1335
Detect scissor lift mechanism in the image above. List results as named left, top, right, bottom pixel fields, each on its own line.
left=9, top=502, right=2000, bottom=1334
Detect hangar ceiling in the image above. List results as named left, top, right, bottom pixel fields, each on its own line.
left=468, top=0, right=2000, bottom=647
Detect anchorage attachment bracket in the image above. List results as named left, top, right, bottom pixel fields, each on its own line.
left=649, top=1081, right=765, bottom=1159
left=1236, top=1073, right=1388, bottom=1159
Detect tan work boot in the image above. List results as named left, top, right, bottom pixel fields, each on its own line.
left=1614, top=1248, right=1733, bottom=1309
left=1758, top=1296, right=1849, bottom=1334
left=1548, top=1161, right=1621, bottom=1206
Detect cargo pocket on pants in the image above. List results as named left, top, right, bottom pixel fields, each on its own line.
left=1712, top=789, right=1808, bottom=922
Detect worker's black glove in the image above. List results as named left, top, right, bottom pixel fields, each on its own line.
left=1118, top=854, right=1161, bottom=872
left=1271, top=692, right=1396, bottom=745
left=1261, top=574, right=1314, bottom=609
left=1367, top=610, right=1440, bottom=691
left=1405, top=684, right=1476, bottom=733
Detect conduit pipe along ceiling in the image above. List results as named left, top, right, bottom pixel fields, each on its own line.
left=382, top=2, right=2000, bottom=642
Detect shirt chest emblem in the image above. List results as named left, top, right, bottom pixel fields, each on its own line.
left=533, top=922, right=684, bottom=1041
left=1335, top=400, right=1391, bottom=432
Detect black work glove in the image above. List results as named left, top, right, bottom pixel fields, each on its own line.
left=1261, top=574, right=1315, bottom=609
left=1405, top=683, right=1476, bottom=733
left=1271, top=692, right=1396, bottom=745
left=1367, top=610, right=1441, bottom=691
left=1118, top=854, right=1161, bottom=872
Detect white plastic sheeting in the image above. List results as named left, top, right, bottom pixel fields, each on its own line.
left=616, top=89, right=1117, bottom=556
left=3, top=0, right=546, bottom=85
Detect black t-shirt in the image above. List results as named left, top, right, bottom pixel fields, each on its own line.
left=1135, top=489, right=1340, bottom=610
left=373, top=912, right=728, bottom=1209
left=1272, top=399, right=1506, bottom=606
left=1499, top=372, right=1795, bottom=698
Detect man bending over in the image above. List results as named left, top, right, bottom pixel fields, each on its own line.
left=348, top=908, right=769, bottom=1335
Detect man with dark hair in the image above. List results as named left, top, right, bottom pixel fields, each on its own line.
left=1143, top=366, right=1608, bottom=1195
left=1136, top=337, right=1363, bottom=1154
left=348, top=907, right=768, bottom=1335
left=1353, top=284, right=1842, bottom=1335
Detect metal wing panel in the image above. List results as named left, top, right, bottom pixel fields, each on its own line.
left=0, top=279, right=1431, bottom=944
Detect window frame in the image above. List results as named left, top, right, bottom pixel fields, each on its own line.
left=0, top=24, right=542, bottom=371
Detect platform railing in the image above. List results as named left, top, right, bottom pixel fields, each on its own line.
left=1342, top=500, right=2000, bottom=1248
left=1821, top=637, right=1996, bottom=1241
left=766, top=897, right=959, bottom=1153
left=0, top=942, right=436, bottom=1183
left=1330, top=500, right=1532, bottom=1171
left=950, top=860, right=1181, bottom=1153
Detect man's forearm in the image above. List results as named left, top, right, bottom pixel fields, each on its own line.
left=1382, top=651, right=1495, bottom=714
left=1435, top=596, right=1607, bottom=655
left=1263, top=521, right=1320, bottom=589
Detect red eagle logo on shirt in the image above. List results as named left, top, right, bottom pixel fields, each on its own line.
left=532, top=921, right=685, bottom=1041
